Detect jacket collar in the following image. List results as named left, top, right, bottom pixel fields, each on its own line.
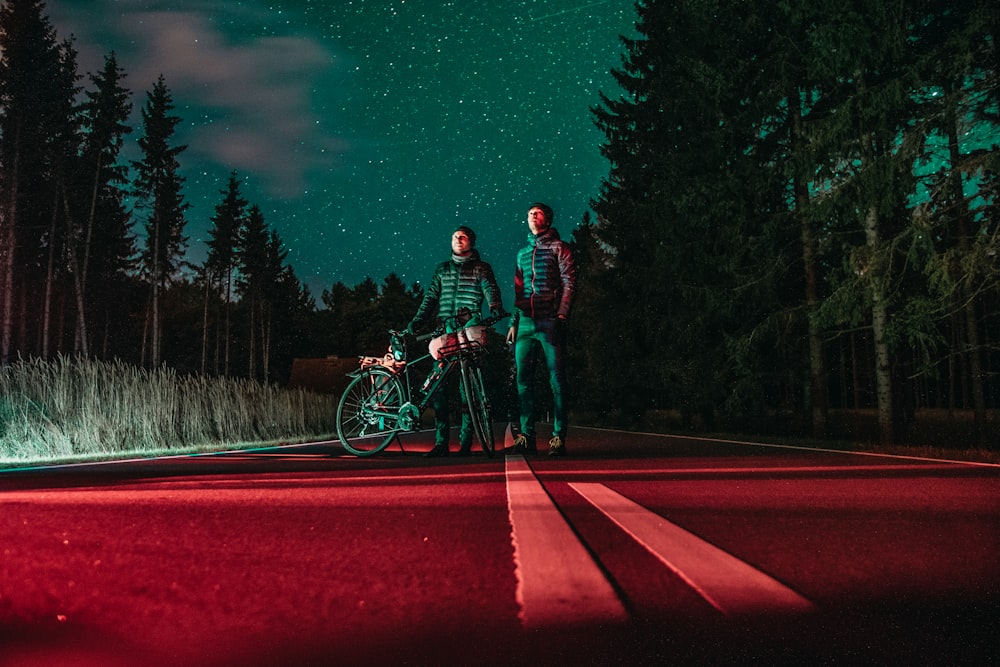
left=528, top=228, right=559, bottom=246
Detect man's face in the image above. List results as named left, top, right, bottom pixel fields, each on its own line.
left=452, top=230, right=473, bottom=255
left=527, top=207, right=551, bottom=235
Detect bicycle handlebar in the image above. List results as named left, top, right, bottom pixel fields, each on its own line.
left=395, top=310, right=510, bottom=341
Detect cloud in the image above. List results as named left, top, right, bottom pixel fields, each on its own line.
left=51, top=1, right=350, bottom=197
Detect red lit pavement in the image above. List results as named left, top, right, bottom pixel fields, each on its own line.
left=0, top=428, right=997, bottom=665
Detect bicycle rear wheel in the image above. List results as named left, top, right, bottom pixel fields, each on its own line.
left=336, top=367, right=405, bottom=456
left=461, top=360, right=495, bottom=457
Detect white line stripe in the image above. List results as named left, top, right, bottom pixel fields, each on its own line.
left=570, top=482, right=816, bottom=616
left=530, top=463, right=970, bottom=477
left=571, top=426, right=1000, bottom=468
left=505, top=455, right=628, bottom=628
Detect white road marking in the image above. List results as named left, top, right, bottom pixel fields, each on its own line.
left=570, top=482, right=816, bottom=616
left=572, top=425, right=1000, bottom=468
left=515, top=463, right=972, bottom=477
left=505, top=455, right=628, bottom=628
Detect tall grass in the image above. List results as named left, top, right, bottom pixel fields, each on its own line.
left=0, top=356, right=339, bottom=464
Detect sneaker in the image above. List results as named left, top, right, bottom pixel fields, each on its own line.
left=456, top=445, right=472, bottom=457
left=548, top=436, right=566, bottom=457
left=424, top=444, right=449, bottom=458
left=505, top=433, right=537, bottom=455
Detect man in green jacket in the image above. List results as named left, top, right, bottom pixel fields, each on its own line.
left=408, top=226, right=504, bottom=457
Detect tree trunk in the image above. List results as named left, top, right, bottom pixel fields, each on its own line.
left=944, top=93, right=986, bottom=446
left=863, top=204, right=894, bottom=444
left=224, top=269, right=232, bottom=376
left=247, top=293, right=257, bottom=380
left=150, top=210, right=161, bottom=367
left=82, top=153, right=103, bottom=291
left=201, top=274, right=211, bottom=374
left=791, top=93, right=828, bottom=437
left=261, top=301, right=272, bottom=384
left=62, top=189, right=89, bottom=357
left=1, top=131, right=21, bottom=364
left=42, top=195, right=60, bottom=358
left=851, top=330, right=861, bottom=409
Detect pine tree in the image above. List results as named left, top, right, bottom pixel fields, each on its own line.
left=352, top=277, right=382, bottom=353
left=321, top=280, right=353, bottom=355
left=563, top=212, right=614, bottom=415
left=257, top=228, right=291, bottom=382
left=739, top=0, right=840, bottom=437
left=132, top=75, right=188, bottom=368
left=910, top=0, right=998, bottom=444
left=591, top=0, right=699, bottom=418
left=377, top=272, right=419, bottom=332
left=77, top=51, right=134, bottom=359
left=591, top=0, right=789, bottom=425
left=805, top=0, right=929, bottom=443
left=43, top=38, right=83, bottom=358
left=203, top=171, right=247, bottom=375
left=0, top=0, right=64, bottom=362
left=235, top=203, right=281, bottom=380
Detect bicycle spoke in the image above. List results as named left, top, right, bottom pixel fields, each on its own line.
left=337, top=368, right=404, bottom=456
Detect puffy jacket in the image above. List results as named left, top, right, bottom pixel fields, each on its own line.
left=512, top=228, right=576, bottom=325
left=410, top=250, right=503, bottom=329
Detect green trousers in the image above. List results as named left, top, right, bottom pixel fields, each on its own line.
left=513, top=315, right=567, bottom=440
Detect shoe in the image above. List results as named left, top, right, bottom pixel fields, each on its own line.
left=456, top=445, right=472, bottom=457
left=505, top=434, right=537, bottom=455
left=548, top=436, right=566, bottom=457
left=424, top=445, right=449, bottom=458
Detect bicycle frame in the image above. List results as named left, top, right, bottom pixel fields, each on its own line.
left=352, top=335, right=482, bottom=432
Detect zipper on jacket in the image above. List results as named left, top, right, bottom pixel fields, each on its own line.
left=529, top=245, right=538, bottom=319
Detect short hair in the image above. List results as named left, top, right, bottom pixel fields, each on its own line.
left=528, top=202, right=554, bottom=223
left=454, top=225, right=477, bottom=247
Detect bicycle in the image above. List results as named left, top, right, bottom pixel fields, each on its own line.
left=335, top=311, right=507, bottom=457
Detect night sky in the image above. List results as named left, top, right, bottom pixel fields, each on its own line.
left=48, top=0, right=637, bottom=296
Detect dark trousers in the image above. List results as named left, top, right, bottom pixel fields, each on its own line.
left=433, top=373, right=472, bottom=448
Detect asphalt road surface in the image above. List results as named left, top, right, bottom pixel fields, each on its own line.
left=1, top=427, right=997, bottom=666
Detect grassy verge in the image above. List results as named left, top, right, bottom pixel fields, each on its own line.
left=0, top=356, right=338, bottom=469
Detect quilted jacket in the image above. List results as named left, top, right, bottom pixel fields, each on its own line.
left=410, top=250, right=503, bottom=329
left=512, top=228, right=576, bottom=326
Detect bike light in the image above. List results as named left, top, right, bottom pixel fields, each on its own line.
left=390, top=332, right=407, bottom=362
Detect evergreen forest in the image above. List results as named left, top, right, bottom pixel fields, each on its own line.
left=1, top=0, right=997, bottom=449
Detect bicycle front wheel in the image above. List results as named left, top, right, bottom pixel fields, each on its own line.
left=462, top=360, right=495, bottom=457
left=336, top=367, right=405, bottom=456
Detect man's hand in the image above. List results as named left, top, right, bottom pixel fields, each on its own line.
left=554, top=315, right=569, bottom=345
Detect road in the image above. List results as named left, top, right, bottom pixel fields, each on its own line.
left=1, top=427, right=997, bottom=665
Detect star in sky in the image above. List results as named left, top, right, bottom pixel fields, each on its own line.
left=48, top=0, right=636, bottom=295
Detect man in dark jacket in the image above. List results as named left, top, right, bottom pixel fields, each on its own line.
left=505, top=203, right=576, bottom=456
left=408, top=226, right=503, bottom=457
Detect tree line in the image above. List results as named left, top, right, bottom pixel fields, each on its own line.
left=2, top=0, right=998, bottom=448
left=0, top=0, right=328, bottom=380
left=578, top=0, right=998, bottom=445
